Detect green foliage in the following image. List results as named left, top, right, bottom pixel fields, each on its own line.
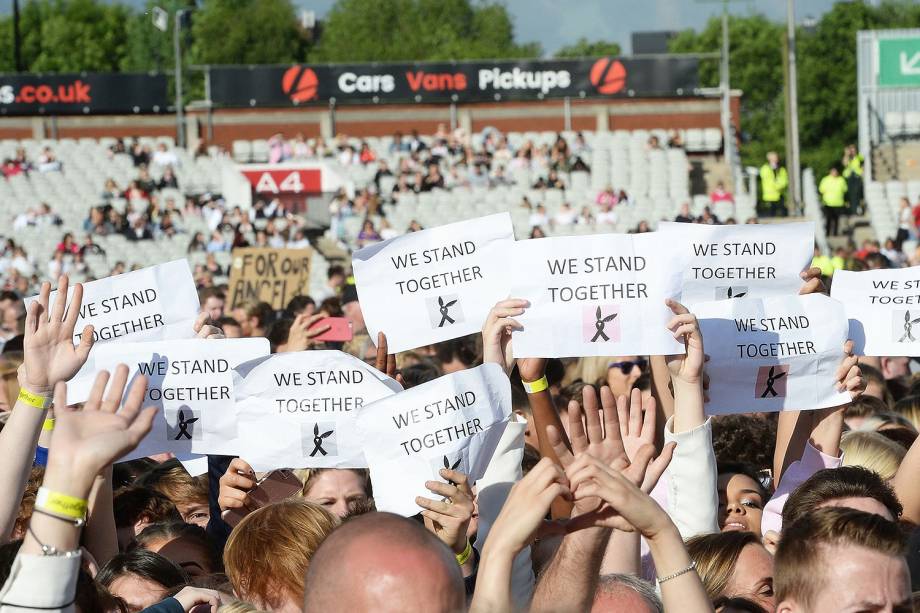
left=189, top=0, right=307, bottom=65
left=312, top=0, right=540, bottom=62
left=554, top=37, right=622, bottom=59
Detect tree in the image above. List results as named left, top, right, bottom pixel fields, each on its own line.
left=188, top=0, right=308, bottom=65
left=670, top=14, right=785, bottom=169
left=312, top=0, right=540, bottom=62
left=121, top=0, right=195, bottom=73
left=555, top=37, right=622, bottom=59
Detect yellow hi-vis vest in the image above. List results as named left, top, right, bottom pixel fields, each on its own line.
left=819, top=175, right=848, bottom=207
left=760, top=164, right=788, bottom=202
left=843, top=154, right=864, bottom=178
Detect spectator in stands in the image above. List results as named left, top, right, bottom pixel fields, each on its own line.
left=288, top=228, right=310, bottom=249
left=359, top=141, right=376, bottom=164
left=80, top=234, right=104, bottom=257
left=577, top=206, right=595, bottom=227
left=760, top=151, right=789, bottom=217
left=157, top=167, right=179, bottom=190
left=420, top=164, right=444, bottom=192
left=552, top=202, right=577, bottom=228
left=187, top=232, right=207, bottom=254
left=338, top=144, right=358, bottom=166
left=818, top=166, right=848, bottom=236
left=206, top=230, right=229, bottom=253
left=390, top=131, right=409, bottom=154
left=842, top=143, right=864, bottom=215
left=130, top=141, right=151, bottom=167
left=710, top=181, right=734, bottom=205
left=125, top=216, right=154, bottom=241
left=36, top=147, right=61, bottom=173
left=199, top=288, right=225, bottom=322
left=46, top=252, right=70, bottom=280
left=101, top=178, right=120, bottom=201
left=268, top=133, right=291, bottom=164
left=291, top=132, right=312, bottom=159
left=646, top=134, right=662, bottom=150
left=1, top=158, right=23, bottom=178
left=407, top=220, right=423, bottom=233
left=55, top=233, right=80, bottom=256
left=596, top=185, right=619, bottom=208
left=896, top=197, right=914, bottom=248
left=698, top=206, right=720, bottom=225
left=373, top=159, right=393, bottom=192
left=124, top=179, right=149, bottom=203
left=633, top=220, right=651, bottom=233
left=136, top=167, right=157, bottom=194
left=356, top=220, right=382, bottom=248
left=408, top=129, right=427, bottom=153
left=468, top=164, right=490, bottom=188
left=530, top=226, right=546, bottom=239
left=83, top=207, right=112, bottom=236
left=529, top=204, right=549, bottom=228
left=109, top=137, right=127, bottom=155
left=668, top=129, right=685, bottom=148
left=152, top=143, right=179, bottom=169
left=675, top=202, right=695, bottom=223
left=596, top=202, right=617, bottom=226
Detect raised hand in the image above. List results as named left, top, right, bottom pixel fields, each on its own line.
left=416, top=468, right=475, bottom=555
left=664, top=299, right=705, bottom=386
left=193, top=312, right=225, bottom=340
left=24, top=275, right=94, bottom=395
left=835, top=340, right=864, bottom=399
left=481, top=299, right=528, bottom=375
left=799, top=266, right=827, bottom=296
left=374, top=332, right=404, bottom=386
left=48, top=365, right=157, bottom=483
left=286, top=313, right=330, bottom=352
left=218, top=457, right=257, bottom=514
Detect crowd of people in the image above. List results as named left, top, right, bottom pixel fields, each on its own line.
left=0, top=127, right=918, bottom=613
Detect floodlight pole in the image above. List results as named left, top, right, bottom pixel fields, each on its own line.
left=785, top=0, right=802, bottom=210
left=174, top=9, right=187, bottom=149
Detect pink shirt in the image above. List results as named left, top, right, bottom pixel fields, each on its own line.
left=761, top=442, right=843, bottom=536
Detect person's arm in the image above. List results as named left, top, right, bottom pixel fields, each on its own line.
left=82, top=467, right=117, bottom=567
left=0, top=367, right=156, bottom=612
left=470, top=458, right=569, bottom=613
left=892, top=434, right=920, bottom=524
left=0, top=276, right=93, bottom=542
left=565, top=456, right=713, bottom=613
left=649, top=355, right=673, bottom=448
left=415, top=468, right=476, bottom=578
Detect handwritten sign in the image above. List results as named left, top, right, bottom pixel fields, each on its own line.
left=695, top=294, right=849, bottom=414
left=92, top=338, right=269, bottom=461
left=25, top=260, right=200, bottom=402
left=509, top=232, right=684, bottom=357
left=356, top=363, right=511, bottom=516
left=830, top=267, right=920, bottom=356
left=228, top=248, right=312, bottom=310
left=658, top=221, right=814, bottom=304
left=212, top=351, right=402, bottom=470
left=351, top=213, right=515, bottom=353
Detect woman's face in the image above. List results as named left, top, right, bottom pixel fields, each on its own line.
left=305, top=469, right=368, bottom=517
left=108, top=573, right=167, bottom=612
left=605, top=356, right=645, bottom=399
left=724, top=543, right=774, bottom=610
left=717, top=472, right=765, bottom=534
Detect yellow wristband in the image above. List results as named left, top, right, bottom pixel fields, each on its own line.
left=35, top=488, right=87, bottom=520
left=455, top=540, right=473, bottom=566
left=18, top=388, right=51, bottom=410
left=521, top=375, right=548, bottom=394
left=42, top=418, right=55, bottom=432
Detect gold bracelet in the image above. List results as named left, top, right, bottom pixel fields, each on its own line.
left=18, top=388, right=51, bottom=410
left=521, top=375, right=548, bottom=394
left=35, top=487, right=87, bottom=521
left=455, top=540, right=473, bottom=566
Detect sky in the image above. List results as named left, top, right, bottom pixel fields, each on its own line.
left=286, top=0, right=845, bottom=55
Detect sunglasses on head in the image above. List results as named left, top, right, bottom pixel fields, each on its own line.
left=607, top=359, right=648, bottom=375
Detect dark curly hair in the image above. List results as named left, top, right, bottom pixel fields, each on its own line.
left=711, top=414, right=777, bottom=474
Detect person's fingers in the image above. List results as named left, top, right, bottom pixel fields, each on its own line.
left=670, top=322, right=698, bottom=340
left=628, top=388, right=642, bottom=437
left=639, top=395, right=656, bottom=442
left=499, top=318, right=523, bottom=332
left=221, top=470, right=256, bottom=491
left=75, top=325, right=95, bottom=362
left=50, top=275, right=68, bottom=326
left=665, top=298, right=689, bottom=316
left=666, top=312, right=695, bottom=331
left=489, top=306, right=527, bottom=322
left=85, top=370, right=111, bottom=411
left=304, top=313, right=326, bottom=328
left=305, top=324, right=331, bottom=339
left=228, top=457, right=255, bottom=476
left=420, top=509, right=459, bottom=527
left=119, top=373, right=149, bottom=421
left=37, top=281, right=51, bottom=326
left=415, top=496, right=454, bottom=515
left=567, top=398, right=588, bottom=454
left=126, top=406, right=157, bottom=443
left=843, top=339, right=854, bottom=357
left=387, top=353, right=398, bottom=379
left=627, top=443, right=655, bottom=481
left=439, top=468, right=469, bottom=490
left=25, top=300, right=39, bottom=336
left=494, top=298, right=529, bottom=310
left=599, top=385, right=618, bottom=439
left=52, top=381, right=71, bottom=414
left=193, top=311, right=208, bottom=333
left=546, top=424, right=574, bottom=469
left=615, top=392, right=629, bottom=442
left=102, top=365, right=129, bottom=413
left=425, top=479, right=460, bottom=501
left=582, top=385, right=603, bottom=445
left=63, top=282, right=83, bottom=334
left=218, top=488, right=249, bottom=507
left=375, top=332, right=388, bottom=372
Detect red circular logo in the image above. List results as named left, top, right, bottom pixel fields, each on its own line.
left=589, top=58, right=627, bottom=95
left=282, top=66, right=318, bottom=103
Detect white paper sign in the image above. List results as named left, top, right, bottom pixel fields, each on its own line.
left=695, top=294, right=849, bottom=414
left=658, top=221, right=814, bottom=304
left=213, top=351, right=402, bottom=471
left=352, top=213, right=515, bottom=353
left=830, top=267, right=920, bottom=356
left=92, top=338, right=270, bottom=461
left=357, top=363, right=511, bottom=516
left=509, top=232, right=684, bottom=357
left=25, top=260, right=200, bottom=402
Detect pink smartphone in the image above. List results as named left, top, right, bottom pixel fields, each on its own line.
left=310, top=317, right=353, bottom=342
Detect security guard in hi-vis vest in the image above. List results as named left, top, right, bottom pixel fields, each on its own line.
left=759, top=151, right=789, bottom=217
left=819, top=166, right=848, bottom=237
left=842, top=144, right=864, bottom=215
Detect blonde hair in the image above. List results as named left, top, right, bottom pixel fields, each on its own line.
left=840, top=430, right=906, bottom=480
left=685, top=531, right=762, bottom=603
left=892, top=395, right=920, bottom=432
left=224, top=499, right=337, bottom=610
left=563, top=356, right=615, bottom=387
left=218, top=601, right=268, bottom=613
